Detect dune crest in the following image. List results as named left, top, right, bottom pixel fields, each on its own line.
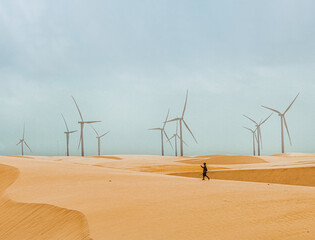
left=0, top=164, right=92, bottom=240
left=180, top=155, right=266, bottom=164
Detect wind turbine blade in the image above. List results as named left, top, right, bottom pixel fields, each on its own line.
left=243, top=115, right=258, bottom=125
left=72, top=96, right=84, bottom=121
left=169, top=135, right=175, bottom=140
left=259, top=128, right=263, bottom=149
left=182, top=90, right=188, bottom=118
left=166, top=118, right=181, bottom=123
left=261, top=105, right=281, bottom=114
left=260, top=113, right=273, bottom=125
left=163, top=130, right=173, bottom=149
left=283, top=116, right=292, bottom=145
left=254, top=132, right=258, bottom=142
left=176, top=121, right=178, bottom=135
left=85, top=121, right=101, bottom=124
left=16, top=140, right=22, bottom=146
left=243, top=126, right=254, bottom=133
left=61, top=114, right=69, bottom=132
left=23, top=123, right=25, bottom=139
left=24, top=141, right=32, bottom=152
left=183, top=119, right=198, bottom=144
left=78, top=132, right=82, bottom=150
left=163, top=109, right=170, bottom=129
left=90, top=124, right=99, bottom=136
left=148, top=128, right=161, bottom=131
left=69, top=130, right=78, bottom=134
left=177, top=134, right=189, bottom=146
left=284, top=92, right=300, bottom=114
left=100, top=131, right=110, bottom=138
left=183, top=139, right=188, bottom=147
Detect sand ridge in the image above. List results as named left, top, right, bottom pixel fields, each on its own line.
left=0, top=163, right=92, bottom=240
left=180, top=155, right=267, bottom=164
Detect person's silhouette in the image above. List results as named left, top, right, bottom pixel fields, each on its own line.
left=200, top=162, right=210, bottom=180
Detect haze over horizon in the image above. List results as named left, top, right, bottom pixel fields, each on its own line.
left=1, top=0, right=315, bottom=156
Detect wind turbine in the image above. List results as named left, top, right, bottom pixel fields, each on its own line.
left=148, top=109, right=173, bottom=156
left=61, top=114, right=77, bottom=156
left=261, top=93, right=299, bottom=153
left=170, top=121, right=188, bottom=156
left=72, top=96, right=101, bottom=157
left=166, top=90, right=197, bottom=156
left=16, top=124, right=32, bottom=156
left=90, top=125, right=110, bottom=156
left=243, top=126, right=258, bottom=156
left=243, top=114, right=272, bottom=156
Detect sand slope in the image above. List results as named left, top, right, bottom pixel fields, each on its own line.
left=0, top=163, right=92, bottom=240
left=180, top=155, right=266, bottom=164
left=170, top=166, right=315, bottom=187
left=0, top=154, right=315, bottom=240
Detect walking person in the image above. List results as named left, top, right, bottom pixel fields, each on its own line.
left=200, top=162, right=210, bottom=180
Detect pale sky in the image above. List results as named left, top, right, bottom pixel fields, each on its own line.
left=0, top=0, right=315, bottom=156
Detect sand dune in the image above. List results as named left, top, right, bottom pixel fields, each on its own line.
left=170, top=166, right=315, bottom=187
left=180, top=155, right=266, bottom=164
left=90, top=156, right=122, bottom=160
left=4, top=155, right=34, bottom=159
left=0, top=154, right=315, bottom=239
left=0, top=163, right=92, bottom=240
left=135, top=164, right=225, bottom=173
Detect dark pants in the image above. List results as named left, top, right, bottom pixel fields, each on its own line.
left=203, top=172, right=210, bottom=180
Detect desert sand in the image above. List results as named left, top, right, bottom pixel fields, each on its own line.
left=0, top=153, right=315, bottom=239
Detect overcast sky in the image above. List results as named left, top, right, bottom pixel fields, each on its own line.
left=1, top=0, right=315, bottom=156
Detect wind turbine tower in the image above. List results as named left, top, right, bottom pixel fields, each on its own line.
left=243, top=126, right=257, bottom=156
left=61, top=114, right=77, bottom=156
left=166, top=90, right=197, bottom=156
left=149, top=109, right=172, bottom=156
left=243, top=114, right=272, bottom=156
left=90, top=125, right=110, bottom=156
left=262, top=93, right=299, bottom=153
left=16, top=124, right=32, bottom=156
left=72, top=96, right=101, bottom=157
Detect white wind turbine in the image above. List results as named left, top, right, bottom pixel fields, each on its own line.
left=16, top=124, right=32, bottom=156
left=166, top=90, right=197, bottom=156
left=72, top=96, right=101, bottom=157
left=261, top=93, right=299, bottom=153
left=61, top=114, right=77, bottom=156
left=148, top=109, right=173, bottom=156
left=243, top=126, right=258, bottom=156
left=90, top=125, right=110, bottom=156
left=243, top=114, right=272, bottom=156
left=170, top=121, right=188, bottom=156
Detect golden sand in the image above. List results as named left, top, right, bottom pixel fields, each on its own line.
left=0, top=154, right=315, bottom=239
left=180, top=155, right=266, bottom=164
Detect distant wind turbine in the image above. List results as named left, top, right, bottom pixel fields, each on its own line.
left=16, top=124, right=32, bottom=156
left=90, top=125, right=110, bottom=156
left=243, top=114, right=272, bottom=156
left=170, top=121, right=188, bottom=156
left=261, top=93, right=299, bottom=153
left=149, top=109, right=173, bottom=156
left=166, top=90, right=197, bottom=156
left=61, top=114, right=77, bottom=156
left=243, top=126, right=258, bottom=156
left=72, top=96, right=101, bottom=157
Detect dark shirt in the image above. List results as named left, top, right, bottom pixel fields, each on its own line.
left=201, top=165, right=207, bottom=173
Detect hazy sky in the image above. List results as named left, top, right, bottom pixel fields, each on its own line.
left=1, top=0, right=315, bottom=156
